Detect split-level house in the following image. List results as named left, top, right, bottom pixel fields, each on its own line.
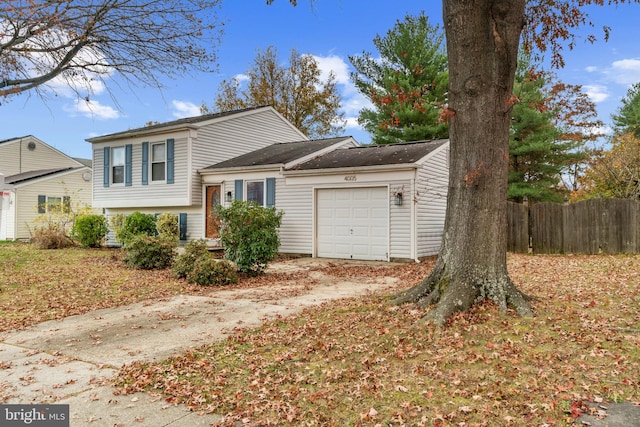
left=86, top=106, right=307, bottom=245
left=0, top=136, right=93, bottom=240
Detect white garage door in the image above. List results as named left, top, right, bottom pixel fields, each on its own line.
left=316, top=187, right=388, bottom=261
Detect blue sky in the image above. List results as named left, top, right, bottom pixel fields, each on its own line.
left=2, top=1, right=640, bottom=160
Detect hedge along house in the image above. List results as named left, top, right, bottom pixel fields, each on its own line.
left=86, top=106, right=307, bottom=245
left=200, top=139, right=450, bottom=262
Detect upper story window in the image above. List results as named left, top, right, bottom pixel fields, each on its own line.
left=112, top=146, right=125, bottom=184
left=246, top=180, right=265, bottom=206
left=151, top=142, right=166, bottom=182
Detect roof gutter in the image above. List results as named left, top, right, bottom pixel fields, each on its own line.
left=282, top=162, right=419, bottom=176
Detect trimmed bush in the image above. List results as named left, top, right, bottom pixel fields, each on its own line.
left=156, top=213, right=180, bottom=244
left=187, top=257, right=238, bottom=286
left=218, top=200, right=283, bottom=275
left=72, top=214, right=108, bottom=248
left=31, top=225, right=74, bottom=249
left=172, top=239, right=210, bottom=279
left=116, top=212, right=157, bottom=246
left=123, top=235, right=175, bottom=270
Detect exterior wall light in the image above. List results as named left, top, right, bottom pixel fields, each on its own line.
left=394, top=193, right=403, bottom=206
left=225, top=191, right=233, bottom=203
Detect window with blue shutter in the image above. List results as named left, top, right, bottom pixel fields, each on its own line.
left=141, top=141, right=149, bottom=185
left=103, top=147, right=110, bottom=187
left=234, top=179, right=243, bottom=201
left=166, top=138, right=174, bottom=184
left=125, top=144, right=132, bottom=187
left=179, top=213, right=187, bottom=240
left=266, top=178, right=276, bottom=207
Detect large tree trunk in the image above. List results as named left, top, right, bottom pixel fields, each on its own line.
left=394, top=0, right=533, bottom=324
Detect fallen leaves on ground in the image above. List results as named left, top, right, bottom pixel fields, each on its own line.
left=112, top=253, right=639, bottom=426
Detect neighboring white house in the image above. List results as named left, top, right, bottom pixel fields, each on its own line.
left=86, top=106, right=308, bottom=245
left=200, top=139, right=450, bottom=261
left=0, top=136, right=93, bottom=240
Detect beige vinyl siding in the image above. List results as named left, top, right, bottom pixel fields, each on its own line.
left=13, top=168, right=94, bottom=240
left=0, top=137, right=81, bottom=176
left=192, top=109, right=307, bottom=206
left=388, top=179, right=413, bottom=260
left=92, top=135, right=190, bottom=208
left=416, top=146, right=449, bottom=257
left=275, top=181, right=314, bottom=254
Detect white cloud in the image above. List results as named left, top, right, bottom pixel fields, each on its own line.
left=606, top=58, right=640, bottom=85
left=585, top=66, right=598, bottom=73
left=311, top=54, right=373, bottom=132
left=233, top=73, right=250, bottom=82
left=171, top=100, right=201, bottom=118
left=583, top=84, right=610, bottom=103
left=63, top=99, right=119, bottom=120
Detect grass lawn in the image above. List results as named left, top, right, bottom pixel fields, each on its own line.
left=1, top=242, right=639, bottom=425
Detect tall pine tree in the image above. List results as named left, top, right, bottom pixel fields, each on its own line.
left=349, top=13, right=449, bottom=144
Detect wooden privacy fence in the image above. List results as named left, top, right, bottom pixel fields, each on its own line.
left=507, top=199, right=640, bottom=254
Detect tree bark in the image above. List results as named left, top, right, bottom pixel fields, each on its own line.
left=394, top=0, right=533, bottom=324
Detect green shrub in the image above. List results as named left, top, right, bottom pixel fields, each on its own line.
left=123, top=235, right=175, bottom=270
left=31, top=225, right=74, bottom=249
left=71, top=214, right=108, bottom=248
left=116, top=212, right=157, bottom=245
left=218, top=200, right=283, bottom=275
left=187, top=257, right=238, bottom=286
left=172, top=239, right=210, bottom=279
left=156, top=213, right=180, bottom=244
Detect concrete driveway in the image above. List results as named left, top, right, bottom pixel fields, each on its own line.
left=0, top=259, right=400, bottom=426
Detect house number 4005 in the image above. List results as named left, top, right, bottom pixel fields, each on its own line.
left=344, top=175, right=357, bottom=182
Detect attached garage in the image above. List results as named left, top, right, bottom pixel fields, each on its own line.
left=316, top=187, right=388, bottom=261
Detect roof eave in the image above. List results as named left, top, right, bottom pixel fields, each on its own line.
left=283, top=162, right=419, bottom=176
left=198, top=164, right=282, bottom=175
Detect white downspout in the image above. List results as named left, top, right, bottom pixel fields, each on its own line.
left=411, top=173, right=419, bottom=263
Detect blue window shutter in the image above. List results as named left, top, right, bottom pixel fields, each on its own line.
left=63, top=196, right=71, bottom=214
left=166, top=138, right=175, bottom=184
left=37, top=195, right=46, bottom=213
left=234, top=179, right=243, bottom=201
left=141, top=141, right=149, bottom=185
left=125, top=144, right=132, bottom=187
left=179, top=213, right=187, bottom=240
left=266, top=178, right=276, bottom=207
left=103, top=147, right=110, bottom=187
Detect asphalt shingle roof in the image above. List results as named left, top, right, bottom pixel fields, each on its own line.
left=202, top=137, right=352, bottom=170
left=5, top=167, right=76, bottom=185
left=288, top=139, right=448, bottom=170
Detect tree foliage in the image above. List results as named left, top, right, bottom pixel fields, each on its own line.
left=578, top=132, right=640, bottom=200
left=508, top=55, right=598, bottom=203
left=0, top=0, right=222, bottom=101
left=349, top=13, right=449, bottom=144
left=611, top=82, right=640, bottom=138
left=205, top=46, right=344, bottom=139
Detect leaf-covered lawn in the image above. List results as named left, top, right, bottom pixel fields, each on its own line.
left=0, top=242, right=295, bottom=332
left=114, top=254, right=640, bottom=426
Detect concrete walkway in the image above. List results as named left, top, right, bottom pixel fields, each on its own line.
left=0, top=260, right=398, bottom=426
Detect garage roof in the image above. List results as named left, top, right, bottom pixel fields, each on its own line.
left=288, top=139, right=448, bottom=170
left=202, top=137, right=353, bottom=170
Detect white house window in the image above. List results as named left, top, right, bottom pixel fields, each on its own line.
left=112, top=147, right=125, bottom=184
left=151, top=142, right=166, bottom=182
left=246, top=180, right=264, bottom=206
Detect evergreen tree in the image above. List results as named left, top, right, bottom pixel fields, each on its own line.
left=349, top=13, right=449, bottom=144
left=611, top=82, right=640, bottom=137
left=508, top=57, right=595, bottom=203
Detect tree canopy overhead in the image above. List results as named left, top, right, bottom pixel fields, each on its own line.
left=205, top=46, right=345, bottom=139
left=0, top=0, right=223, bottom=101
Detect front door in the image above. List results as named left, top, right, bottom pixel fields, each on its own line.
left=205, top=185, right=221, bottom=238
